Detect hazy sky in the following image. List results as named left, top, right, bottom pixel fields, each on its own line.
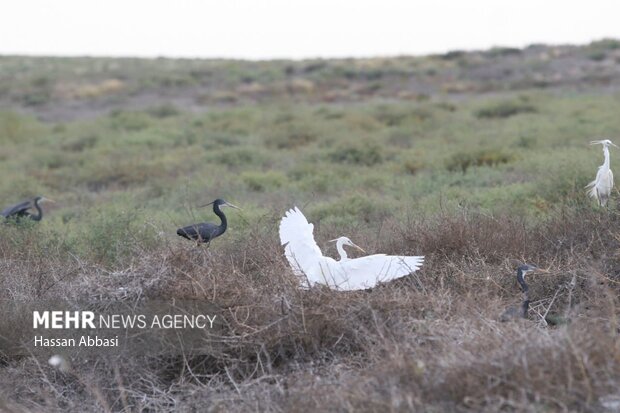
left=2, top=0, right=620, bottom=59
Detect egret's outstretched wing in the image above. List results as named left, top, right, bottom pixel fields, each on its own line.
left=1, top=200, right=32, bottom=218
left=334, top=254, right=424, bottom=290
left=586, top=170, right=602, bottom=201
left=586, top=178, right=597, bottom=200
left=279, top=207, right=324, bottom=280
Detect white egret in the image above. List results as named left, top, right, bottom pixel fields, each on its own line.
left=279, top=207, right=424, bottom=290
left=586, top=139, right=617, bottom=207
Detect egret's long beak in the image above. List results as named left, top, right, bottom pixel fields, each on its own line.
left=224, top=202, right=241, bottom=210
left=350, top=242, right=366, bottom=253
left=41, top=197, right=56, bottom=204
left=328, top=238, right=366, bottom=253
left=590, top=140, right=618, bottom=148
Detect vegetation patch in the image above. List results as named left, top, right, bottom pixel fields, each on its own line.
left=209, top=147, right=269, bottom=168
left=242, top=170, right=286, bottom=192
left=2, top=48, right=620, bottom=411
left=475, top=100, right=537, bottom=119
left=108, top=109, right=152, bottom=131
left=484, top=46, right=522, bottom=58
left=147, top=103, right=181, bottom=118
left=446, top=149, right=515, bottom=173
left=328, top=140, right=384, bottom=166
left=265, top=120, right=319, bottom=149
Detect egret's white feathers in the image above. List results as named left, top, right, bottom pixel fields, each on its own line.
left=330, top=254, right=424, bottom=290
left=279, top=207, right=424, bottom=290
left=587, top=141, right=615, bottom=206
left=279, top=207, right=323, bottom=280
left=587, top=168, right=613, bottom=205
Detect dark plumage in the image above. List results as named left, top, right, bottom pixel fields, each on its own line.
left=500, top=264, right=538, bottom=322
left=1, top=196, right=54, bottom=222
left=177, top=198, right=240, bottom=244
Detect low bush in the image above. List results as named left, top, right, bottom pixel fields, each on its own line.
left=446, top=149, right=514, bottom=173
left=328, top=141, right=384, bottom=166
left=242, top=171, right=286, bottom=192
left=475, top=100, right=537, bottom=119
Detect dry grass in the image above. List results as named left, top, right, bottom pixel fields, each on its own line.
left=1, top=207, right=619, bottom=412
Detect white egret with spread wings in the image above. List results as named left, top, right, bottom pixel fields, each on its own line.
left=279, top=207, right=424, bottom=290
left=586, top=139, right=617, bottom=207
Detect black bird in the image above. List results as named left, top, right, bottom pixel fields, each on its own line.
left=177, top=198, right=240, bottom=244
left=500, top=264, right=540, bottom=322
left=1, top=196, right=55, bottom=222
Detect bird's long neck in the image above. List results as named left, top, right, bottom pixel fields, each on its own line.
left=336, top=239, right=348, bottom=260
left=517, top=270, right=530, bottom=318
left=603, top=145, right=611, bottom=169
left=31, top=199, right=43, bottom=221
left=521, top=291, right=530, bottom=318
left=213, top=203, right=227, bottom=231
left=517, top=270, right=529, bottom=293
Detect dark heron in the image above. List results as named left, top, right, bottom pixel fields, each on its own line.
left=500, top=264, right=541, bottom=322
left=1, top=196, right=55, bottom=222
left=177, top=198, right=240, bottom=244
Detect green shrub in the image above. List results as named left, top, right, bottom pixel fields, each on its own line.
left=21, top=91, right=51, bottom=106
left=265, top=121, right=319, bottom=149
left=587, top=51, right=607, bottom=61
left=241, top=171, right=286, bottom=192
left=585, top=39, right=620, bottom=62
left=446, top=150, right=514, bottom=173
left=475, top=101, right=537, bottom=119
left=435, top=102, right=457, bottom=112
left=109, top=110, right=152, bottom=131
left=403, top=158, right=424, bottom=175
left=439, top=50, right=466, bottom=60
left=200, top=132, right=241, bottom=149
left=314, top=107, right=345, bottom=120
left=0, top=112, right=26, bottom=142
left=156, top=74, right=195, bottom=88
left=517, top=135, right=537, bottom=149
left=147, top=103, right=180, bottom=118
left=79, top=207, right=156, bottom=266
left=311, top=194, right=391, bottom=226
left=20, top=76, right=53, bottom=106
left=329, top=141, right=384, bottom=166
left=588, top=38, right=620, bottom=50
left=61, top=134, right=99, bottom=152
left=210, top=147, right=267, bottom=168
left=373, top=106, right=408, bottom=126
left=484, top=47, right=522, bottom=58
left=297, top=172, right=333, bottom=193
left=387, top=129, right=413, bottom=148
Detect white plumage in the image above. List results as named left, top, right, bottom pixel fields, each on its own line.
left=586, top=139, right=617, bottom=207
left=279, top=207, right=424, bottom=290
